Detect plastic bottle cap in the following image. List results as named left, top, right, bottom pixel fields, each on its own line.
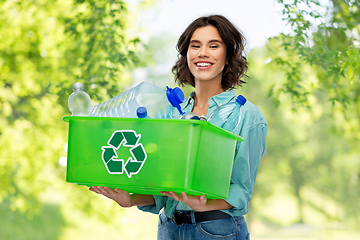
left=166, top=86, right=185, bottom=115
left=137, top=106, right=148, bottom=118
left=180, top=112, right=201, bottom=120
left=73, top=82, right=83, bottom=91
left=236, top=95, right=247, bottom=106
left=190, top=115, right=200, bottom=120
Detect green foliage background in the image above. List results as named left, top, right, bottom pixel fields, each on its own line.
left=0, top=0, right=150, bottom=238
left=0, top=0, right=359, bottom=239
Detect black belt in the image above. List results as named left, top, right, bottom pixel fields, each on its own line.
left=172, top=210, right=231, bottom=225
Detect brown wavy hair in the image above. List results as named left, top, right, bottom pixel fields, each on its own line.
left=172, top=15, right=248, bottom=90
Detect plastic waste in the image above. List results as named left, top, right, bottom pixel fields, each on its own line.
left=90, top=82, right=184, bottom=119
left=137, top=106, right=150, bottom=118
left=199, top=115, right=207, bottom=121
left=180, top=112, right=200, bottom=120
left=68, top=82, right=92, bottom=116
left=207, top=95, right=247, bottom=132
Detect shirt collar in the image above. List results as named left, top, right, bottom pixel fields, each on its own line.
left=181, top=89, right=237, bottom=112
left=209, top=89, right=237, bottom=107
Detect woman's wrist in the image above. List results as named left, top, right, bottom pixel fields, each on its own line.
left=199, top=199, right=233, bottom=212
left=130, top=194, right=155, bottom=207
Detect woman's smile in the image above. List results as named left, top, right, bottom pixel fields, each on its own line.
left=195, top=61, right=214, bottom=69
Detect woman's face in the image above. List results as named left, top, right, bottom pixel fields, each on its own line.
left=187, top=25, right=227, bottom=85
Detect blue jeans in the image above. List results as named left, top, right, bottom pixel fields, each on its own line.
left=157, top=211, right=250, bottom=240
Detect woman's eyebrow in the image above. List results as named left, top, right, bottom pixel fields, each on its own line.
left=189, top=40, right=200, bottom=44
left=189, top=39, right=223, bottom=44
left=208, top=39, right=223, bottom=44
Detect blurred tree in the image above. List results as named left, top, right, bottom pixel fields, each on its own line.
left=273, top=0, right=359, bottom=107
left=254, top=0, right=360, bottom=227
left=131, top=32, right=178, bottom=87
left=245, top=42, right=358, bottom=228
left=273, top=0, right=360, bottom=149
left=273, top=0, right=360, bottom=153
left=0, top=0, right=149, bottom=221
left=60, top=0, right=147, bottom=104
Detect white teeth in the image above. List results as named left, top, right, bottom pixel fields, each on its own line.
left=196, top=62, right=212, bottom=67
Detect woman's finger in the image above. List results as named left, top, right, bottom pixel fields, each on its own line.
left=161, top=191, right=181, bottom=201
left=95, top=186, right=112, bottom=197
left=103, top=187, right=114, bottom=195
left=89, top=186, right=101, bottom=194
left=180, top=192, right=188, bottom=201
left=199, top=195, right=207, bottom=204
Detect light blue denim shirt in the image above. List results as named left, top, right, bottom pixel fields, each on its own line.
left=138, top=90, right=268, bottom=218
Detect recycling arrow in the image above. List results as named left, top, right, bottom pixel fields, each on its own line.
left=101, top=130, right=147, bottom=178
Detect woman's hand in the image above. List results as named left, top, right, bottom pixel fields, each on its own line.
left=89, top=186, right=132, bottom=207
left=160, top=191, right=207, bottom=212
left=89, top=186, right=156, bottom=207
left=160, top=191, right=233, bottom=212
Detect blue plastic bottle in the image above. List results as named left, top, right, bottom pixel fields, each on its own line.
left=136, top=106, right=150, bottom=118
left=90, top=82, right=185, bottom=119
left=68, top=82, right=92, bottom=116
left=207, top=95, right=247, bottom=133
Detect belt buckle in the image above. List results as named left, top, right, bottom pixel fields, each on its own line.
left=172, top=211, right=184, bottom=226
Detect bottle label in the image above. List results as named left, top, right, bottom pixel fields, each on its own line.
left=101, top=130, right=147, bottom=178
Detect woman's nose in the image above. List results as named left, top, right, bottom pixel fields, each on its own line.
left=198, top=47, right=209, bottom=57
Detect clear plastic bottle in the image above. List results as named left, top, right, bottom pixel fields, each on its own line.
left=199, top=115, right=207, bottom=121
left=136, top=106, right=150, bottom=118
left=90, top=82, right=184, bottom=119
left=68, top=82, right=92, bottom=116
left=180, top=112, right=200, bottom=120
left=207, top=95, right=247, bottom=132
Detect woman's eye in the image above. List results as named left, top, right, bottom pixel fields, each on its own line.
left=191, top=45, right=200, bottom=48
left=210, top=45, right=219, bottom=49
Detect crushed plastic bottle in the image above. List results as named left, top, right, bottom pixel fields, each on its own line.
left=207, top=95, right=247, bottom=133
left=68, top=82, right=92, bottom=116
left=90, top=82, right=184, bottom=119
left=180, top=112, right=200, bottom=120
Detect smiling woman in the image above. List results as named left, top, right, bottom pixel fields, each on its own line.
left=90, top=14, right=267, bottom=240
left=140, top=15, right=267, bottom=240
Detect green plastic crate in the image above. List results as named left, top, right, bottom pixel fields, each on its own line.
left=63, top=116, right=243, bottom=199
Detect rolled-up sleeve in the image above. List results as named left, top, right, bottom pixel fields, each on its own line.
left=137, top=195, right=166, bottom=214
left=225, top=122, right=267, bottom=215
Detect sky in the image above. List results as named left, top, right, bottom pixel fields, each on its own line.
left=136, top=0, right=290, bottom=51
